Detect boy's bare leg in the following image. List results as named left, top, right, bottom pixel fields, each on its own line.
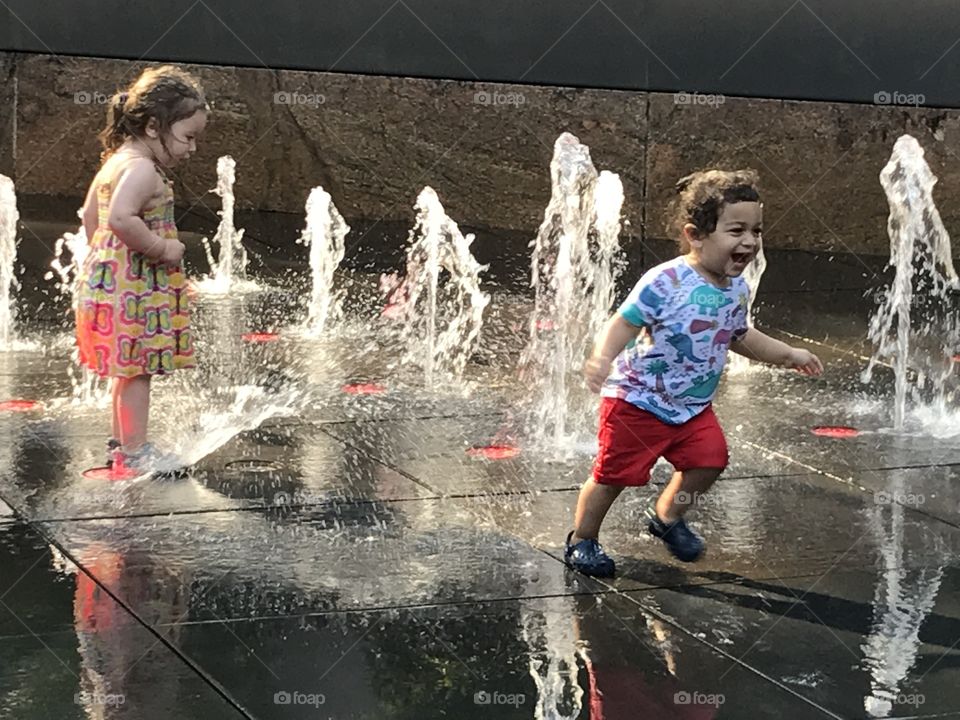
left=655, top=468, right=722, bottom=522
left=572, top=477, right=625, bottom=541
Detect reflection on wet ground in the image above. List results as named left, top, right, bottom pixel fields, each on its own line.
left=2, top=234, right=960, bottom=719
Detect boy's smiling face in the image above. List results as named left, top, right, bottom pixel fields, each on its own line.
left=685, top=201, right=762, bottom=281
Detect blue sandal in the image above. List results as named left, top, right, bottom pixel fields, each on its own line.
left=646, top=504, right=705, bottom=562
left=564, top=530, right=616, bottom=577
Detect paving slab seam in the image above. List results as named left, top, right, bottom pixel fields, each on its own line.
left=317, top=426, right=440, bottom=494
left=149, top=589, right=624, bottom=628
left=857, top=461, right=960, bottom=472
left=308, top=409, right=504, bottom=428
left=5, top=512, right=260, bottom=720
left=13, top=463, right=903, bottom=526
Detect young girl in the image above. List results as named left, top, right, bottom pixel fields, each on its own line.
left=565, top=169, right=824, bottom=577
left=76, top=66, right=208, bottom=471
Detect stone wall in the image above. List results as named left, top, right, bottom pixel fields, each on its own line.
left=2, top=51, right=960, bottom=258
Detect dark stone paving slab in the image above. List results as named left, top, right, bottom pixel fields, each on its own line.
left=0, top=402, right=438, bottom=523
left=129, top=592, right=839, bottom=719
left=320, top=415, right=593, bottom=495
left=36, top=501, right=591, bottom=620
left=844, top=465, right=960, bottom=528
left=193, top=423, right=433, bottom=505
left=714, top=352, right=960, bottom=477
left=0, top=420, right=242, bottom=521
left=36, top=466, right=960, bottom=628
left=0, top=521, right=246, bottom=719
left=317, top=412, right=824, bottom=501
left=625, top=557, right=960, bottom=719
left=0, top=522, right=77, bottom=637
left=473, top=471, right=960, bottom=590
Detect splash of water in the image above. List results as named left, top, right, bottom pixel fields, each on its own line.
left=520, top=133, right=624, bottom=451
left=0, top=175, right=20, bottom=350
left=296, top=187, right=350, bottom=336
left=165, top=383, right=303, bottom=470
left=389, top=187, right=489, bottom=389
left=862, top=135, right=960, bottom=431
left=199, top=156, right=258, bottom=294
left=46, top=225, right=110, bottom=405
left=48, top=226, right=90, bottom=298
left=727, top=244, right=767, bottom=373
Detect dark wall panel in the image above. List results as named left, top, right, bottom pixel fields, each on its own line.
left=1, top=1, right=957, bottom=106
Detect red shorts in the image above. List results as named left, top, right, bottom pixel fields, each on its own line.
left=593, top=398, right=729, bottom=486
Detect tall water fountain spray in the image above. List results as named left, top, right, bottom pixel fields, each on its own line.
left=390, top=187, right=489, bottom=389
left=200, top=155, right=252, bottom=293
left=0, top=175, right=20, bottom=349
left=520, top=133, right=624, bottom=449
left=297, top=187, right=350, bottom=336
left=862, top=135, right=959, bottom=430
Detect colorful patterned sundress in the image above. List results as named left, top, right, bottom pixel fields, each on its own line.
left=76, top=163, right=195, bottom=378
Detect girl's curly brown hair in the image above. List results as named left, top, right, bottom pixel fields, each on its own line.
left=99, top=65, right=208, bottom=161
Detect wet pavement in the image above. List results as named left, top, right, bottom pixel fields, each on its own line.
left=2, top=229, right=960, bottom=719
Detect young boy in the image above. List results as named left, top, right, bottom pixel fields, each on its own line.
left=565, top=169, right=823, bottom=577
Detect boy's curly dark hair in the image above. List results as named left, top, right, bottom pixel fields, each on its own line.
left=99, top=65, right=208, bottom=161
left=666, top=169, right=761, bottom=252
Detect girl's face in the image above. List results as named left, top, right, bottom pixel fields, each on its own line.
left=145, top=109, right=208, bottom=167
left=685, top=201, right=762, bottom=283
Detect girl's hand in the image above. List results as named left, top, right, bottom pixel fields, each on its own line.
left=584, top=355, right=613, bottom=393
left=160, top=239, right=185, bottom=267
left=787, top=348, right=824, bottom=376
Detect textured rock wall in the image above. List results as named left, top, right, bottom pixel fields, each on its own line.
left=3, top=51, right=960, bottom=258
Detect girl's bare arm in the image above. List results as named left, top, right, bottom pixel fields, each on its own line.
left=106, top=160, right=171, bottom=259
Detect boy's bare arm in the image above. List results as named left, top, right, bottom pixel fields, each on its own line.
left=730, top=328, right=823, bottom=375
left=584, top=314, right=644, bottom=392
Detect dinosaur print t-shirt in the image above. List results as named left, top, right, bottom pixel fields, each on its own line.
left=601, top=256, right=750, bottom=425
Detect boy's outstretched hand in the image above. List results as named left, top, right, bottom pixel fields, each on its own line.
left=787, top=348, right=824, bottom=376
left=584, top=355, right=613, bottom=393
